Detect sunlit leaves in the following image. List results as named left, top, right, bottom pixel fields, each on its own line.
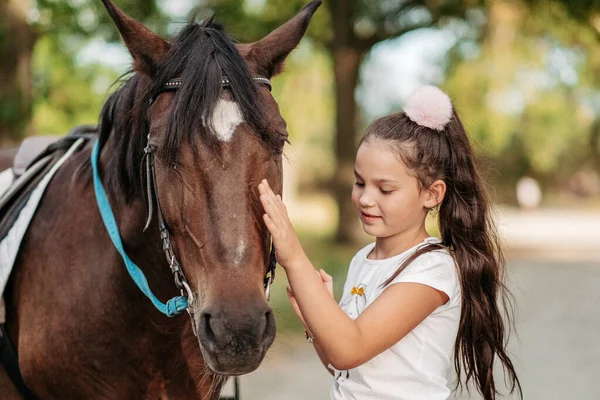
left=444, top=0, right=595, bottom=199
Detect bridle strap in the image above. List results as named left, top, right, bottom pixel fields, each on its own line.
left=143, top=143, right=187, bottom=283
left=148, top=76, right=272, bottom=105
left=142, top=141, right=195, bottom=320
left=143, top=143, right=155, bottom=232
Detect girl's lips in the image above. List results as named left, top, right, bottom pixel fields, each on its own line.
left=360, top=212, right=381, bottom=222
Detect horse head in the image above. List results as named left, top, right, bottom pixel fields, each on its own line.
left=99, top=0, right=320, bottom=375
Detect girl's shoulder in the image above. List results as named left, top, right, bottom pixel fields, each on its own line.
left=401, top=244, right=456, bottom=279
left=413, top=243, right=454, bottom=267
left=391, top=244, right=459, bottom=302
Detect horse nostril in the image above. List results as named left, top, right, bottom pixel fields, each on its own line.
left=262, top=310, right=274, bottom=340
left=202, top=312, right=216, bottom=344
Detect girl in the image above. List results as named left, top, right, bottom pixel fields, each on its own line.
left=258, top=85, right=521, bottom=400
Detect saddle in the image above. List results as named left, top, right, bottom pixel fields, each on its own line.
left=0, top=125, right=97, bottom=241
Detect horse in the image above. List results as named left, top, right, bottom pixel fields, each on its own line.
left=0, top=0, right=321, bottom=398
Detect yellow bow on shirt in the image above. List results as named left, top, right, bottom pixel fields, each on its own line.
left=351, top=286, right=364, bottom=296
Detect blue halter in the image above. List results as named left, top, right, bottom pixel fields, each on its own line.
left=91, top=140, right=188, bottom=317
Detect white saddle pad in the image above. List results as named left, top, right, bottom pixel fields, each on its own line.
left=0, top=139, right=85, bottom=323
left=0, top=168, right=13, bottom=197
left=0, top=169, right=11, bottom=323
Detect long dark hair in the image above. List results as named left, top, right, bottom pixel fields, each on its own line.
left=362, top=109, right=522, bottom=400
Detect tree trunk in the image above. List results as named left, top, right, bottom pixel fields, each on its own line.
left=331, top=45, right=362, bottom=244
left=326, top=0, right=365, bottom=244
left=0, top=0, right=37, bottom=145
left=590, top=118, right=600, bottom=172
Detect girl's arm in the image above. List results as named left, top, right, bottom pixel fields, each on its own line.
left=259, top=180, right=449, bottom=371
left=312, top=340, right=334, bottom=376
left=287, top=273, right=336, bottom=376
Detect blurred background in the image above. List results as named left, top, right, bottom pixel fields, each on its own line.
left=1, top=0, right=599, bottom=398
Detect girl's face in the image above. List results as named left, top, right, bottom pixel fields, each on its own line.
left=351, top=139, right=429, bottom=239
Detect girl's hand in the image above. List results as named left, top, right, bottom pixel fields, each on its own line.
left=286, top=284, right=306, bottom=326
left=319, top=269, right=334, bottom=298
left=258, top=179, right=308, bottom=269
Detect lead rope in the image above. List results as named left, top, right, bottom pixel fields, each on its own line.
left=92, top=140, right=189, bottom=317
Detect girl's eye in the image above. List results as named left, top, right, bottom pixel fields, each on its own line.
left=380, top=188, right=393, bottom=195
left=354, top=182, right=365, bottom=188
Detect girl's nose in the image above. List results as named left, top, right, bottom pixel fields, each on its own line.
left=359, top=191, right=375, bottom=207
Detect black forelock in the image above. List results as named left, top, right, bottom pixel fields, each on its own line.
left=97, top=17, right=278, bottom=202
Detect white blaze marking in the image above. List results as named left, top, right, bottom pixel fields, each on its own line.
left=234, top=240, right=246, bottom=265
left=210, top=99, right=243, bottom=142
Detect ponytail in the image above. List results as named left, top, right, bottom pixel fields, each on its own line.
left=441, top=114, right=521, bottom=399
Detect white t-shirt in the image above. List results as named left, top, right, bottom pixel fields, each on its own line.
left=330, top=237, right=461, bottom=400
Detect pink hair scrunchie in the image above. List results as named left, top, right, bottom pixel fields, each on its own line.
left=404, top=85, right=453, bottom=131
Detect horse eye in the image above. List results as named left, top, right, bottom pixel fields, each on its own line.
left=278, top=131, right=289, bottom=145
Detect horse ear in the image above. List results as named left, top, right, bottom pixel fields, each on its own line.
left=101, top=0, right=169, bottom=76
left=249, top=0, right=321, bottom=77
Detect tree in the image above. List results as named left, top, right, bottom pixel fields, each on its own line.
left=527, top=0, right=600, bottom=182
left=0, top=0, right=37, bottom=144
left=0, top=0, right=165, bottom=144
left=443, top=0, right=600, bottom=201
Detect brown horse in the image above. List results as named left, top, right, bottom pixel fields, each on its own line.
left=0, top=0, right=320, bottom=398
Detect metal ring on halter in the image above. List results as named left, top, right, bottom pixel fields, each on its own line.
left=264, top=273, right=274, bottom=301
left=181, top=281, right=198, bottom=337
left=180, top=280, right=195, bottom=308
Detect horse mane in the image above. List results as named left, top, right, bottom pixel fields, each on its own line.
left=97, top=18, right=275, bottom=202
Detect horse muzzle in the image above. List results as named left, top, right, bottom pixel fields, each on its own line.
left=195, top=299, right=276, bottom=374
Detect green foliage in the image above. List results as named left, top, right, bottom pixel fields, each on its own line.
left=273, top=41, right=336, bottom=186
left=443, top=0, right=595, bottom=202
left=195, top=0, right=330, bottom=43
left=31, top=36, right=119, bottom=136
left=0, top=0, right=168, bottom=141
left=32, top=0, right=169, bottom=39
